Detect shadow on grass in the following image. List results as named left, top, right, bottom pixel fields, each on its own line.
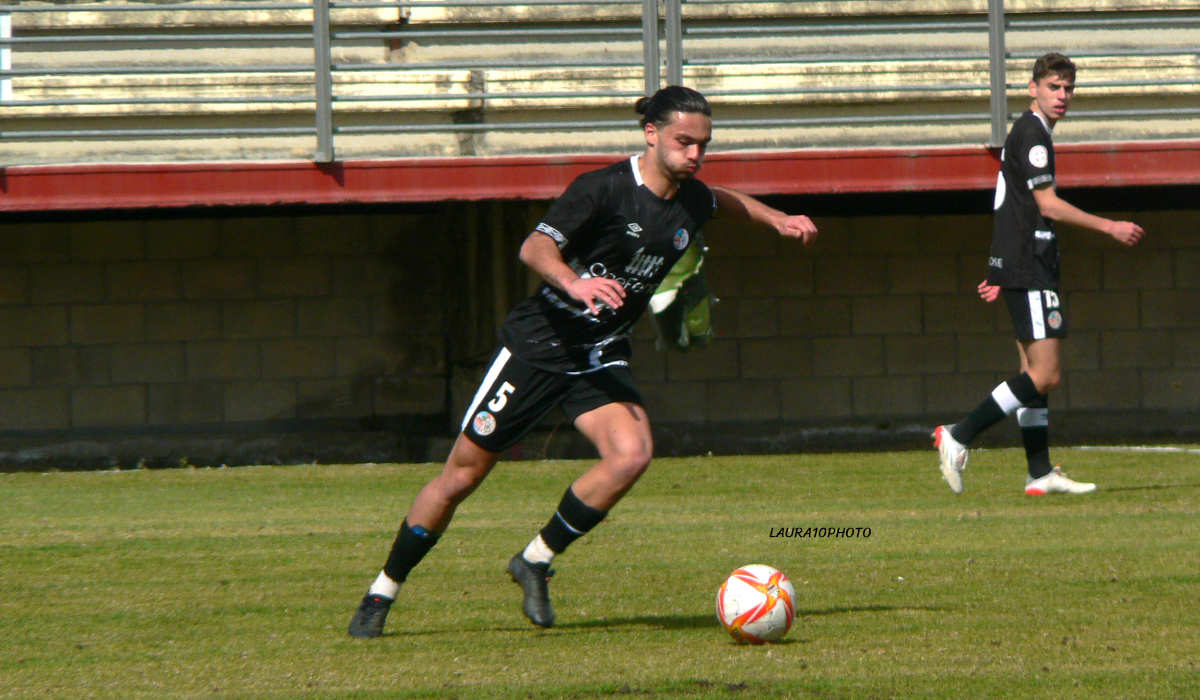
left=802, top=603, right=947, bottom=616
left=557, top=613, right=714, bottom=631
left=551, top=603, right=946, bottom=632
left=359, top=603, right=950, bottom=639
left=1102, top=481, right=1200, bottom=493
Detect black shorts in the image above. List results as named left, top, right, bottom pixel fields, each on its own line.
left=460, top=346, right=644, bottom=452
left=1003, top=288, right=1068, bottom=341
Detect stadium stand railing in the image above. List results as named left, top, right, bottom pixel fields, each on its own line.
left=0, top=0, right=1198, bottom=165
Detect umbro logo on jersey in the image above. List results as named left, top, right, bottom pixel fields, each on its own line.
left=625, top=222, right=643, bottom=238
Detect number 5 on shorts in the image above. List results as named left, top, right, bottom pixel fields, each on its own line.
left=488, top=382, right=516, bottom=412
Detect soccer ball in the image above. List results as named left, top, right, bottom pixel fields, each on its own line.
left=715, top=564, right=797, bottom=644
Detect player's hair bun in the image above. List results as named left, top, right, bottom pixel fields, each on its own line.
left=637, top=86, right=711, bottom=127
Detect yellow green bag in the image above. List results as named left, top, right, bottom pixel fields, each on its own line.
left=649, top=237, right=715, bottom=351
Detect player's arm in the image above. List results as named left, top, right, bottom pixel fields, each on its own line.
left=1031, top=185, right=1144, bottom=245
left=518, top=232, right=626, bottom=315
left=710, top=185, right=818, bottom=246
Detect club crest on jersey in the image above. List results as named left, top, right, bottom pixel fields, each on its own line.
left=472, top=411, right=496, bottom=436
left=1028, top=145, right=1049, bottom=169
left=625, top=222, right=643, bottom=238
left=673, top=228, right=690, bottom=250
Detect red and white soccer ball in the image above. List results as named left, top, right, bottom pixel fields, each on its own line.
left=715, top=564, right=797, bottom=644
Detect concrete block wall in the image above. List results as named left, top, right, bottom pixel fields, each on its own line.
left=632, top=203, right=1200, bottom=445
left=0, top=211, right=451, bottom=440
left=0, top=196, right=1196, bottom=465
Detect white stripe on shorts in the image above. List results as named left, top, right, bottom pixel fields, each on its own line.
left=1027, top=290, right=1046, bottom=340
left=461, top=347, right=513, bottom=433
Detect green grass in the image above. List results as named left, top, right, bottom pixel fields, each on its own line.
left=2, top=447, right=1198, bottom=698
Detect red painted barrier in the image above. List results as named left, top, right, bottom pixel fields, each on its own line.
left=2, top=141, right=1197, bottom=213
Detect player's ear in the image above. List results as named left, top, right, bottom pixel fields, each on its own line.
left=644, top=122, right=658, bottom=147
left=1027, top=79, right=1039, bottom=97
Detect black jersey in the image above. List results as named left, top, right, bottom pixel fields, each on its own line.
left=988, top=110, right=1060, bottom=288
left=500, top=155, right=716, bottom=374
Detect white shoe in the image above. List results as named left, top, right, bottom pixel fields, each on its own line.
left=932, top=425, right=967, bottom=494
left=1025, top=466, right=1096, bottom=495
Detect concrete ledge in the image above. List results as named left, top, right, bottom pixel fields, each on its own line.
left=0, top=417, right=447, bottom=470
left=5, top=2, right=1198, bottom=164
left=400, top=0, right=1200, bottom=24
left=5, top=48, right=1196, bottom=116
left=12, top=4, right=401, bottom=30
left=14, top=0, right=1194, bottom=31
left=6, top=69, right=480, bottom=118
left=1, top=409, right=1194, bottom=470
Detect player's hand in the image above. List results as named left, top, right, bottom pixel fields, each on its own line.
left=1105, top=220, right=1145, bottom=246
left=779, top=215, right=818, bottom=247
left=977, top=281, right=1001, bottom=303
left=566, top=276, right=626, bottom=315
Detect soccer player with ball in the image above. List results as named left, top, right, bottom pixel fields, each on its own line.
left=348, top=86, right=819, bottom=637
left=933, top=53, right=1145, bottom=496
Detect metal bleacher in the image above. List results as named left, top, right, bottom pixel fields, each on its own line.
left=1, top=0, right=1199, bottom=166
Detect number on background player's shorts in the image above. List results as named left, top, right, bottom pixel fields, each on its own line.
left=1003, top=288, right=1068, bottom=341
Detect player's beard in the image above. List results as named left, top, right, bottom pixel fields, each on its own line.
left=667, top=155, right=701, bottom=182
left=647, top=146, right=702, bottom=192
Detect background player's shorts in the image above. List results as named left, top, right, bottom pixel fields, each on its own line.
left=1003, top=288, right=1068, bottom=341
left=460, top=346, right=644, bottom=453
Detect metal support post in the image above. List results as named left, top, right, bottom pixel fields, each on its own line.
left=1, top=12, right=12, bottom=101
left=642, top=0, right=660, bottom=96
left=665, top=0, right=682, bottom=86
left=987, top=0, right=1007, bottom=148
left=313, top=0, right=334, bottom=162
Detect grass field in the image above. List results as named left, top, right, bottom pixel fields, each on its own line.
left=2, top=446, right=1198, bottom=698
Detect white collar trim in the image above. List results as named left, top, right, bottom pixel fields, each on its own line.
left=1032, top=110, right=1054, bottom=134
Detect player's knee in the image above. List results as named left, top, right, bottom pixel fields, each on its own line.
left=603, top=437, right=653, bottom=483
left=434, top=467, right=485, bottom=505
left=1032, top=369, right=1061, bottom=394
left=437, top=453, right=494, bottom=502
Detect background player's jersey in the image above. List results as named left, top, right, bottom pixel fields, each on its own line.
left=501, top=155, right=716, bottom=374
left=988, top=110, right=1060, bottom=288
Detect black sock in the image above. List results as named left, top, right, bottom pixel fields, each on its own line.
left=950, top=397, right=1005, bottom=445
left=1019, top=395, right=1052, bottom=479
left=538, top=487, right=608, bottom=554
left=951, top=372, right=1040, bottom=445
left=383, top=520, right=440, bottom=583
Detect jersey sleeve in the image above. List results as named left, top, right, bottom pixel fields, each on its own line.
left=1014, top=122, right=1055, bottom=191
left=533, top=171, right=607, bottom=249
left=682, top=179, right=717, bottom=226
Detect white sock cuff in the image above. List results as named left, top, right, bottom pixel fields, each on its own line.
left=368, top=570, right=401, bottom=600
left=522, top=534, right=556, bottom=565
left=991, top=381, right=1023, bottom=415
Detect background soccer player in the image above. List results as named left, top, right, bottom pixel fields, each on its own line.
left=348, top=86, right=818, bottom=637
left=933, top=53, right=1145, bottom=496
